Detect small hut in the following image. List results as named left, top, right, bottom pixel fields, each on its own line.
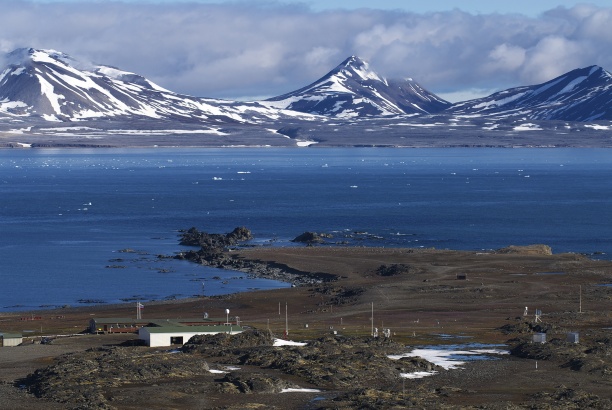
left=566, top=332, right=579, bottom=344
left=0, top=332, right=23, bottom=347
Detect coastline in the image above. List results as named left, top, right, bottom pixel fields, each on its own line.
left=1, top=244, right=611, bottom=409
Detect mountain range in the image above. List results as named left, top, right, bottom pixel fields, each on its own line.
left=0, top=48, right=611, bottom=147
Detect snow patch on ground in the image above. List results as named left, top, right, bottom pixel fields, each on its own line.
left=389, top=345, right=509, bottom=379
left=273, top=338, right=307, bottom=347
left=281, top=388, right=322, bottom=393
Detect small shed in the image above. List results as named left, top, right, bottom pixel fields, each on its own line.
left=139, top=324, right=243, bottom=347
left=566, top=332, right=579, bottom=344
left=532, top=333, right=546, bottom=344
left=0, top=332, right=23, bottom=347
left=456, top=273, right=468, bottom=280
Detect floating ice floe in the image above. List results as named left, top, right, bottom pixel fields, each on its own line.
left=513, top=123, right=542, bottom=131
left=584, top=124, right=610, bottom=130
left=296, top=140, right=318, bottom=147
left=273, top=338, right=308, bottom=347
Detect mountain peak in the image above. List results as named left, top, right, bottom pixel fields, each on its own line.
left=333, top=55, right=382, bottom=83
left=342, top=55, right=367, bottom=68
left=265, top=56, right=450, bottom=117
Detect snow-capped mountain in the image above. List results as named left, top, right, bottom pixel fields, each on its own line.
left=0, top=48, right=306, bottom=124
left=449, top=65, right=612, bottom=121
left=1, top=48, right=611, bottom=149
left=263, top=56, right=451, bottom=118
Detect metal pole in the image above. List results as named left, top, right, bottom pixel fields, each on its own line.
left=371, top=302, right=374, bottom=336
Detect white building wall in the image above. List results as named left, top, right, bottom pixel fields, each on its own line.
left=1, top=337, right=22, bottom=347
left=138, top=328, right=151, bottom=346
left=139, top=328, right=242, bottom=347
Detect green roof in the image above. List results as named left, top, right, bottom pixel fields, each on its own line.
left=91, top=317, right=226, bottom=324
left=142, top=325, right=242, bottom=334
left=90, top=318, right=144, bottom=324
left=0, top=332, right=22, bottom=339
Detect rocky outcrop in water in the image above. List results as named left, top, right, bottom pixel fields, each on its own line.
left=291, top=231, right=332, bottom=244
left=179, top=226, right=253, bottom=248
left=173, top=227, right=337, bottom=286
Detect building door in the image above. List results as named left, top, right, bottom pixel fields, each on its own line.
left=170, top=336, right=184, bottom=345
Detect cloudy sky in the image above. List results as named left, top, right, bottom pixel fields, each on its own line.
left=1, top=1, right=611, bottom=102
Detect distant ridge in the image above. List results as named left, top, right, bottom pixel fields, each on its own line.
left=449, top=65, right=612, bottom=121
left=264, top=56, right=451, bottom=118
left=0, top=48, right=308, bottom=124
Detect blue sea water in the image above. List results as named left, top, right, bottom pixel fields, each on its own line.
left=1, top=147, right=611, bottom=311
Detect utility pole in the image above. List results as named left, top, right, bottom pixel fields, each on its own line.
left=285, top=302, right=288, bottom=336
left=371, top=302, right=374, bottom=336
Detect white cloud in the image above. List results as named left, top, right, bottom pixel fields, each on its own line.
left=0, top=1, right=611, bottom=101
left=485, top=44, right=526, bottom=73
left=520, top=36, right=586, bottom=84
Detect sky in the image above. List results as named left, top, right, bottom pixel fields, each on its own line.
left=1, top=0, right=612, bottom=102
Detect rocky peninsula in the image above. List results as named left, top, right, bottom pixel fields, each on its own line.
left=0, top=229, right=611, bottom=409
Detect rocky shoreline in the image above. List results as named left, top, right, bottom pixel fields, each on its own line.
left=2, top=236, right=611, bottom=409
left=171, top=227, right=338, bottom=286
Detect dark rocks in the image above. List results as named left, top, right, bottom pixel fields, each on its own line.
left=174, top=228, right=338, bottom=286
left=495, top=244, right=553, bottom=255
left=310, top=285, right=366, bottom=305
left=184, top=330, right=424, bottom=391
left=532, top=386, right=612, bottom=409
left=396, top=356, right=442, bottom=373
left=179, top=226, right=253, bottom=249
left=235, top=333, right=413, bottom=389
left=292, top=231, right=332, bottom=244
left=376, top=263, right=412, bottom=276
left=499, top=319, right=555, bottom=334
left=217, top=372, right=295, bottom=394
left=182, top=328, right=274, bottom=356
left=21, top=346, right=211, bottom=409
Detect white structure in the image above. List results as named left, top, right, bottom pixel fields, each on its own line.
left=0, top=332, right=22, bottom=347
left=566, top=332, right=579, bottom=344
left=535, top=309, right=542, bottom=323
left=532, top=333, right=546, bottom=344
left=138, top=324, right=242, bottom=347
